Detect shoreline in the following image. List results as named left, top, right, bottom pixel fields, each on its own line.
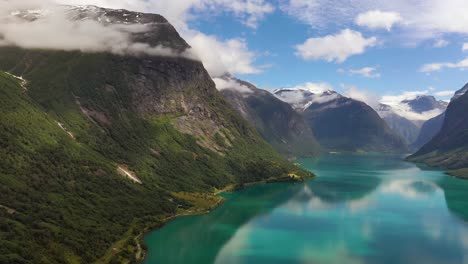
left=446, top=170, right=468, bottom=180
left=135, top=174, right=312, bottom=263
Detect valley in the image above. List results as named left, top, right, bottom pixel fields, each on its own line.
left=0, top=2, right=467, bottom=264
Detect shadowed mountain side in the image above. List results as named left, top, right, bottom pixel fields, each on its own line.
left=220, top=77, right=321, bottom=158
left=302, top=98, right=409, bottom=153
left=408, top=84, right=468, bottom=175
left=412, top=113, right=445, bottom=149
left=382, top=112, right=420, bottom=146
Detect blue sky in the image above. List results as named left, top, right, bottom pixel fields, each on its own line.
left=187, top=3, right=468, bottom=102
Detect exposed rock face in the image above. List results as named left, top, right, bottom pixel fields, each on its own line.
left=219, top=77, right=321, bottom=157
left=274, top=88, right=408, bottom=153
left=408, top=84, right=468, bottom=170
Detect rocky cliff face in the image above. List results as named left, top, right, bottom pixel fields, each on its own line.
left=219, top=77, right=321, bottom=157
left=275, top=88, right=408, bottom=153
left=0, top=6, right=311, bottom=263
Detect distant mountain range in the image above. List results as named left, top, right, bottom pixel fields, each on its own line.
left=274, top=87, right=408, bottom=153
left=218, top=76, right=321, bottom=158
left=376, top=95, right=448, bottom=147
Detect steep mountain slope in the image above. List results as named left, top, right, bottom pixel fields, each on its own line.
left=411, top=86, right=466, bottom=150
left=377, top=104, right=420, bottom=145
left=408, top=85, right=468, bottom=176
left=0, top=7, right=311, bottom=264
left=218, top=77, right=320, bottom=158
left=452, top=83, right=468, bottom=101
left=275, top=88, right=408, bottom=153
left=412, top=113, right=445, bottom=149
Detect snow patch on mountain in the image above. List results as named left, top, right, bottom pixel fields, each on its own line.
left=377, top=103, right=444, bottom=122
left=379, top=95, right=447, bottom=122
left=273, top=87, right=342, bottom=112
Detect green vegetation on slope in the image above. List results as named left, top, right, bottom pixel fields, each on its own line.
left=0, top=71, right=176, bottom=264
left=0, top=48, right=312, bottom=264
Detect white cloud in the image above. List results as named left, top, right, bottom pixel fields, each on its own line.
left=463, top=43, right=468, bottom=52
left=284, top=82, right=334, bottom=94
left=282, top=0, right=468, bottom=43
left=57, top=0, right=274, bottom=29
left=433, top=39, right=449, bottom=48
left=381, top=90, right=429, bottom=106
left=0, top=3, right=195, bottom=58
left=355, top=10, right=402, bottom=31
left=186, top=31, right=261, bottom=77
left=3, top=0, right=268, bottom=78
left=295, top=29, right=377, bottom=63
left=434, top=90, right=455, bottom=97
left=380, top=90, right=446, bottom=120
left=420, top=58, right=468, bottom=73
left=349, top=67, right=381, bottom=78
left=341, top=84, right=380, bottom=108
left=213, top=77, right=253, bottom=93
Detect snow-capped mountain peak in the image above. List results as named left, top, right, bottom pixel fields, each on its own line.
left=377, top=95, right=448, bottom=123
left=273, top=87, right=342, bottom=112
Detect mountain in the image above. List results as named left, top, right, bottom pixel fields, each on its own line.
left=411, top=90, right=465, bottom=149
left=217, top=76, right=321, bottom=158
left=377, top=104, right=421, bottom=145
left=376, top=95, right=448, bottom=145
left=411, top=113, right=445, bottom=149
left=274, top=88, right=408, bottom=153
left=451, top=83, right=468, bottom=101
left=402, top=95, right=448, bottom=114
left=0, top=6, right=312, bottom=263
left=408, top=84, right=468, bottom=177
left=273, top=87, right=341, bottom=112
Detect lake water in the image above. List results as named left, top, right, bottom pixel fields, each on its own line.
left=144, top=154, right=468, bottom=264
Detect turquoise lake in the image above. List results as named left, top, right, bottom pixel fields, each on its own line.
left=144, top=154, right=468, bottom=264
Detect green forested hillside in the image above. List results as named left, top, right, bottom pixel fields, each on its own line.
left=0, top=71, right=174, bottom=263
left=0, top=51, right=311, bottom=264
